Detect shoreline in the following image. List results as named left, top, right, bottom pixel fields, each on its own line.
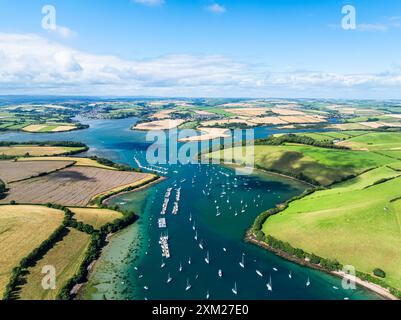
left=102, top=175, right=165, bottom=205
left=245, top=230, right=399, bottom=301
left=217, top=161, right=317, bottom=188
left=75, top=175, right=163, bottom=299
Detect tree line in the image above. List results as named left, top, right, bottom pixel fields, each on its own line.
left=254, top=133, right=350, bottom=150
left=3, top=202, right=139, bottom=300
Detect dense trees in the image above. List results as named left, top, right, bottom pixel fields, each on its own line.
left=0, top=141, right=87, bottom=148
left=0, top=141, right=88, bottom=159
left=88, top=156, right=141, bottom=172
left=0, top=179, right=5, bottom=194
left=373, top=268, right=386, bottom=278
left=255, top=133, right=350, bottom=150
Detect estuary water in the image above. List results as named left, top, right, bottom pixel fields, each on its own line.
left=0, top=117, right=381, bottom=300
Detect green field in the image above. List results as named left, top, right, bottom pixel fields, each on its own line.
left=262, top=171, right=401, bottom=291
left=282, top=131, right=370, bottom=143
left=208, top=144, right=394, bottom=185
left=339, top=132, right=401, bottom=151
left=253, top=131, right=401, bottom=292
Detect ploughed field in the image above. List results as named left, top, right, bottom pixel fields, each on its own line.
left=1, top=166, right=150, bottom=206
left=0, top=160, right=74, bottom=183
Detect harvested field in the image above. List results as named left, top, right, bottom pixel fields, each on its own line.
left=200, top=119, right=255, bottom=127
left=224, top=108, right=270, bottom=117
left=50, top=125, right=76, bottom=132
left=278, top=115, right=326, bottom=124
left=358, top=122, right=385, bottom=129
left=0, top=145, right=83, bottom=157
left=0, top=205, right=65, bottom=298
left=194, top=110, right=215, bottom=116
left=388, top=114, right=401, bottom=119
left=70, top=207, right=122, bottom=229
left=133, top=119, right=185, bottom=131
left=19, top=228, right=90, bottom=300
left=271, top=108, right=305, bottom=116
left=22, top=125, right=47, bottom=132
left=0, top=160, right=74, bottom=183
left=22, top=124, right=77, bottom=133
left=329, top=123, right=371, bottom=130
left=153, top=109, right=175, bottom=120
left=249, top=117, right=288, bottom=125
left=1, top=166, right=151, bottom=206
left=179, top=127, right=231, bottom=142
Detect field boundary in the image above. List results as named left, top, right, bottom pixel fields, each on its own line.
left=90, top=174, right=161, bottom=206
left=6, top=161, right=76, bottom=184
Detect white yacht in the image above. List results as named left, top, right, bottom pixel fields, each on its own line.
left=239, top=253, right=245, bottom=268
left=205, top=251, right=210, bottom=264
left=232, top=282, right=238, bottom=295
left=185, top=279, right=192, bottom=291
left=267, top=277, right=272, bottom=292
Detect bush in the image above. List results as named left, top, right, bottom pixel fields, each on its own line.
left=373, top=268, right=386, bottom=278
left=0, top=179, right=6, bottom=194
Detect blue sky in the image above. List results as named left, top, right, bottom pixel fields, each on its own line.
left=1, top=0, right=401, bottom=98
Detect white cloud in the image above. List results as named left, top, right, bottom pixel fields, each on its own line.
left=1, top=32, right=401, bottom=98
left=206, top=3, right=226, bottom=14
left=45, top=25, right=77, bottom=39
left=131, top=0, right=165, bottom=6
left=357, top=23, right=388, bottom=32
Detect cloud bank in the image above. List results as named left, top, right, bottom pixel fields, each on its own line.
left=1, top=33, right=401, bottom=98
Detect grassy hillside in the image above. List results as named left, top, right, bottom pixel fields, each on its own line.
left=251, top=131, right=401, bottom=293
left=262, top=171, right=401, bottom=291
left=338, top=132, right=401, bottom=151
left=208, top=144, right=394, bottom=186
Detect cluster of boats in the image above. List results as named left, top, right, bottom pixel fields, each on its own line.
left=140, top=164, right=321, bottom=299
left=172, top=187, right=181, bottom=215
left=133, top=156, right=168, bottom=175
left=158, top=217, right=166, bottom=229
left=159, top=233, right=170, bottom=259
left=160, top=188, right=172, bottom=215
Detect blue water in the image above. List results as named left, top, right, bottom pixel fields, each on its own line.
left=0, top=117, right=381, bottom=300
